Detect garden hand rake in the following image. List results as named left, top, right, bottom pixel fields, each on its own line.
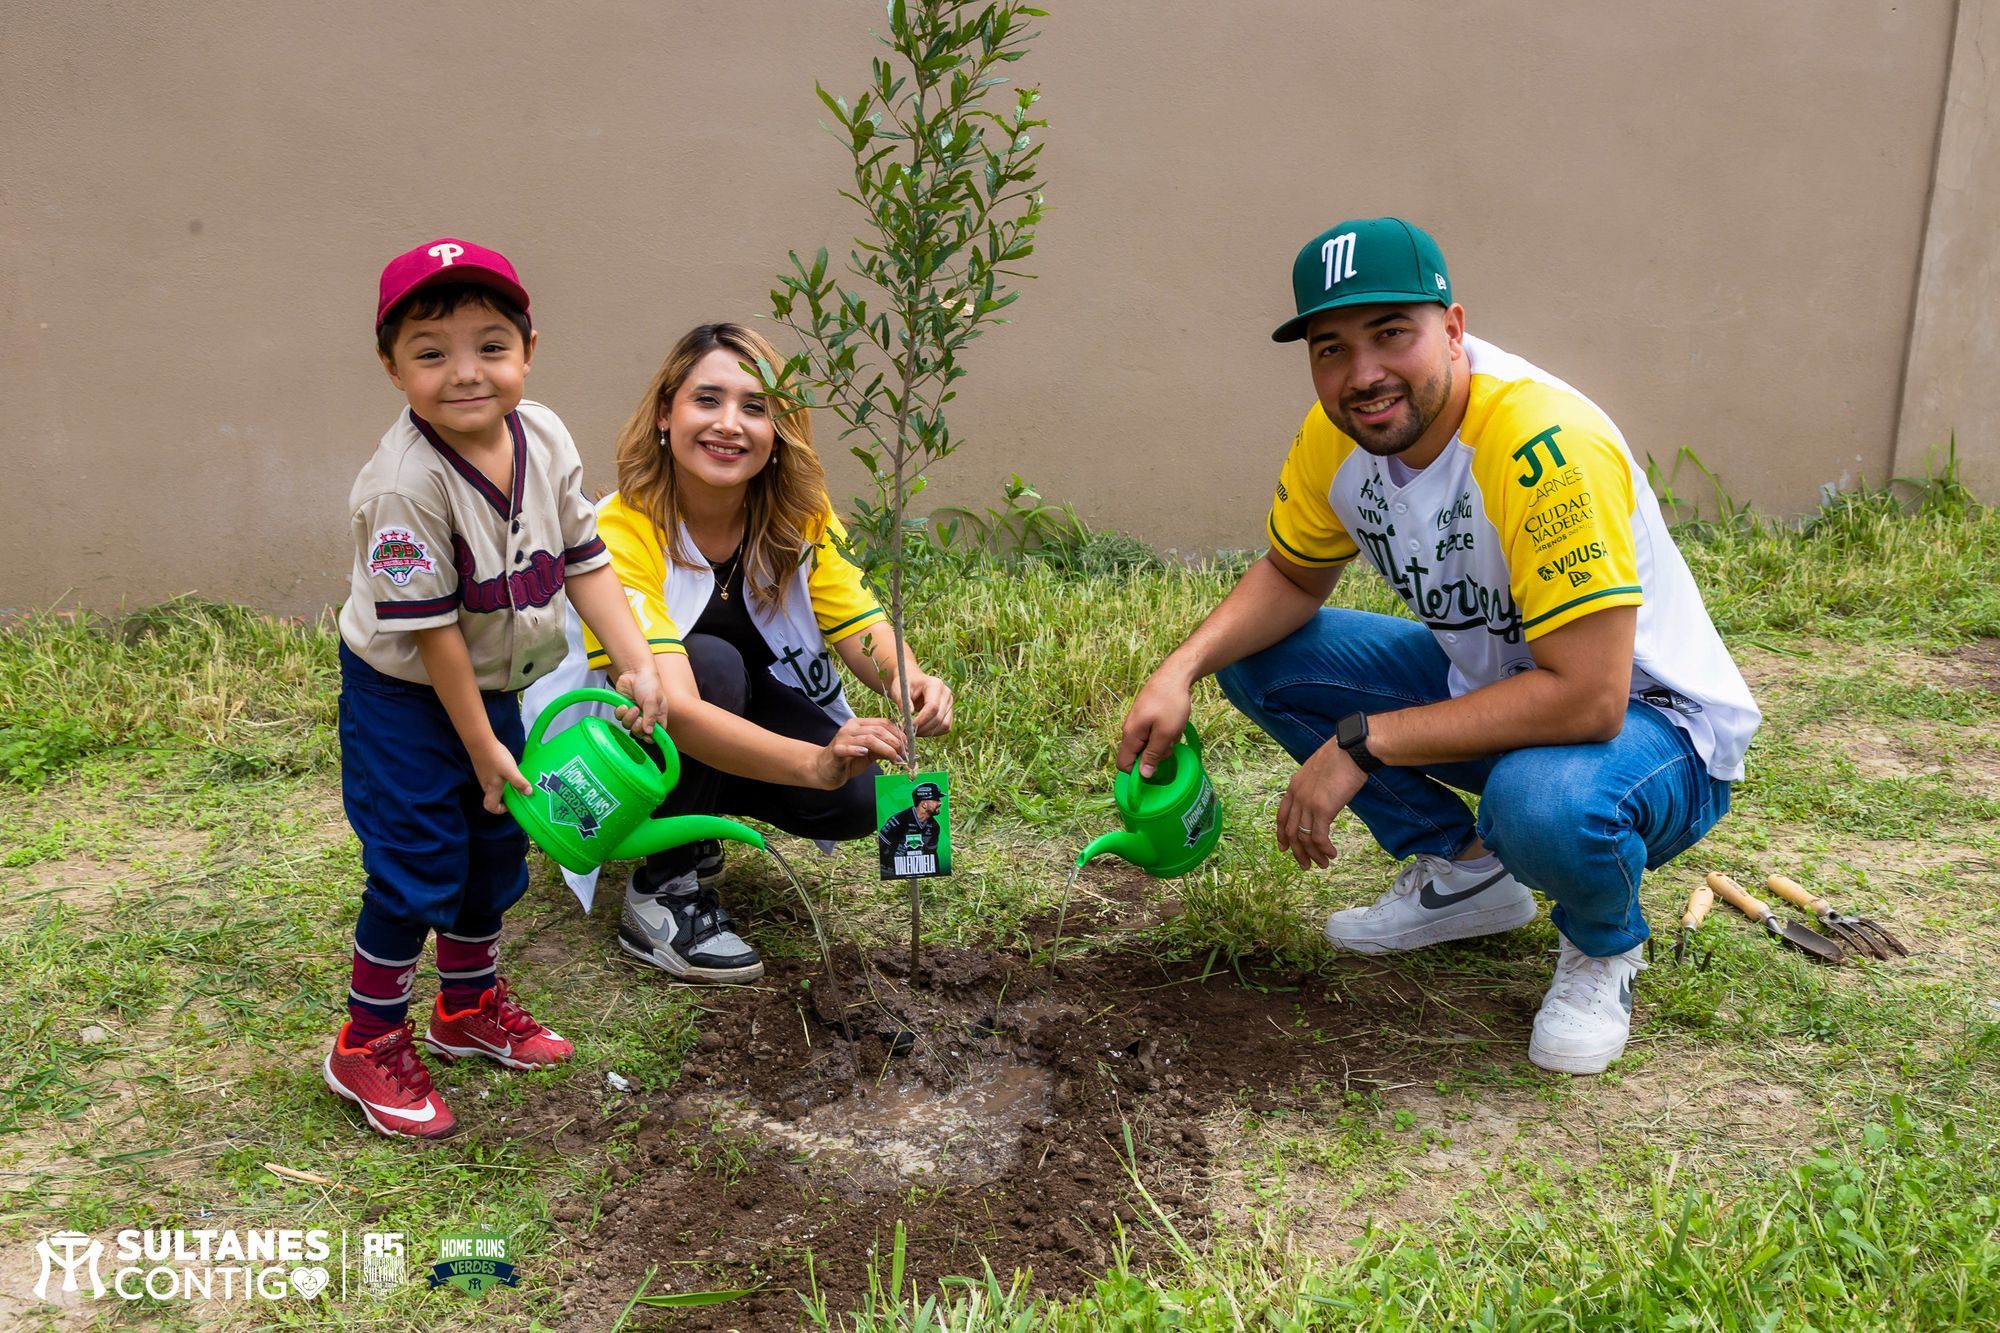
left=1765, top=874, right=1909, bottom=961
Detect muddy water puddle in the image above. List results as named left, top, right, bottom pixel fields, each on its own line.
left=688, top=1057, right=1054, bottom=1192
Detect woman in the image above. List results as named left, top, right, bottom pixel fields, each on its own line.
left=525, top=323, right=953, bottom=983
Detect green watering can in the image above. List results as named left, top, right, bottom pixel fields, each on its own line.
left=1077, top=724, right=1222, bottom=879
left=505, top=688, right=765, bottom=874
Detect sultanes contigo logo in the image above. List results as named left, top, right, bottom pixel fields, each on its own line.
left=367, top=528, right=435, bottom=586
left=27, top=1229, right=412, bottom=1306
left=32, top=1229, right=332, bottom=1303
left=33, top=1232, right=103, bottom=1300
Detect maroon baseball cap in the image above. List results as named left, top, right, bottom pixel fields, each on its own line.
left=375, top=237, right=531, bottom=330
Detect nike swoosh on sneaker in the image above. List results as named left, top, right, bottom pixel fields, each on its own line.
left=1619, top=979, right=1634, bottom=1013
left=630, top=898, right=678, bottom=931
left=465, top=1036, right=513, bottom=1059
left=1418, top=868, right=1512, bottom=910
left=361, top=1096, right=437, bottom=1124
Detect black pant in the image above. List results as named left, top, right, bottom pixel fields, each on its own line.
left=644, top=633, right=878, bottom=883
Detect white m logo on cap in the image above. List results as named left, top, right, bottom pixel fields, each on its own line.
left=1321, top=232, right=1357, bottom=289
left=428, top=243, right=465, bottom=267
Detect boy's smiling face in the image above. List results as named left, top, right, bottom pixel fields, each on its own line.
left=380, top=299, right=535, bottom=451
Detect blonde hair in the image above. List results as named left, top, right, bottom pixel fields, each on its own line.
left=611, top=323, right=830, bottom=608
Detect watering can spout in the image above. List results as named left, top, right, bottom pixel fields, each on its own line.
left=611, top=815, right=767, bottom=863
left=1077, top=829, right=1155, bottom=871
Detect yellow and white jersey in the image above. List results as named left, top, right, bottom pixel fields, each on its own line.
left=579, top=493, right=886, bottom=674
left=1266, top=335, right=1759, bottom=780
left=522, top=491, right=887, bottom=732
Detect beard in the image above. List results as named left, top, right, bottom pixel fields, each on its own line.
left=1331, top=359, right=1453, bottom=457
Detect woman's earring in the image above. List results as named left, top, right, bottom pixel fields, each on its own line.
left=657, top=428, right=669, bottom=450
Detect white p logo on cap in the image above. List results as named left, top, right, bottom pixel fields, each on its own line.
left=428, top=242, right=465, bottom=267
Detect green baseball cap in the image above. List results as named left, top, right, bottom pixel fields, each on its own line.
left=1272, top=217, right=1453, bottom=342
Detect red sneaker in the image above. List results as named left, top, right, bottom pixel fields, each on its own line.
left=323, top=1022, right=457, bottom=1140
left=423, top=980, right=573, bottom=1070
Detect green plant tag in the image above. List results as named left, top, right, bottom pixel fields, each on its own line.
left=875, top=770, right=951, bottom=880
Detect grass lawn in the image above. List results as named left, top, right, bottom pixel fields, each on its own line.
left=3, top=479, right=1998, bottom=1330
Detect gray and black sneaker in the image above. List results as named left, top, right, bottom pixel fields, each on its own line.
left=619, top=869, right=764, bottom=983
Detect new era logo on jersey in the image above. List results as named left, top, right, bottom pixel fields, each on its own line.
left=1568, top=569, right=1592, bottom=587
left=367, top=529, right=435, bottom=586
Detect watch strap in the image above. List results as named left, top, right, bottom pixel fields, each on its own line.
left=1336, top=712, right=1384, bottom=774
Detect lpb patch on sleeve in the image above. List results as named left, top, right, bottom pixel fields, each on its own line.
left=367, top=528, right=435, bottom=586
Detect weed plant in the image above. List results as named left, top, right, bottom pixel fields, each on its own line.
left=1658, top=451, right=2000, bottom=642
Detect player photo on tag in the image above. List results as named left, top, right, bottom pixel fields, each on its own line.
left=875, top=771, right=952, bottom=881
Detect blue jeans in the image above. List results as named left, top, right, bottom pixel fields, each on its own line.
left=1216, top=609, right=1731, bottom=957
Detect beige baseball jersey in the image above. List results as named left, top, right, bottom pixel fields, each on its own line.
left=337, top=400, right=610, bottom=692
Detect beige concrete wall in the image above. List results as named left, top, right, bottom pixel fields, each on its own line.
left=0, top=0, right=1963, bottom=617
left=1897, top=0, right=1999, bottom=495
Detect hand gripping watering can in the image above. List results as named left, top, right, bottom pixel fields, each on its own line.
left=1077, top=724, right=1222, bottom=879
left=505, top=688, right=765, bottom=874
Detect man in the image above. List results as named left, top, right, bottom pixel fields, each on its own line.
left=1120, top=218, right=1758, bottom=1075
left=878, top=781, right=945, bottom=876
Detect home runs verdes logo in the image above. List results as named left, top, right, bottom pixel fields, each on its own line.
left=427, top=1230, right=519, bottom=1295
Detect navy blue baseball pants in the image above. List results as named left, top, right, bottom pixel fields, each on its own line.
left=338, top=641, right=529, bottom=934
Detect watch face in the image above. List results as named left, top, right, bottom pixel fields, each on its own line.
left=1337, top=714, right=1367, bottom=749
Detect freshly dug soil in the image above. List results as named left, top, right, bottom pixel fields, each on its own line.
left=512, top=883, right=1507, bottom=1330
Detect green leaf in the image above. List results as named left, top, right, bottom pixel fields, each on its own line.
left=634, top=1287, right=761, bottom=1309
left=814, top=84, right=850, bottom=126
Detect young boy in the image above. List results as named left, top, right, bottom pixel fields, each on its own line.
left=326, top=238, right=666, bottom=1139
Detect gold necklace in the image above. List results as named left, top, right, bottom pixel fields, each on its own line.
left=712, top=548, right=742, bottom=601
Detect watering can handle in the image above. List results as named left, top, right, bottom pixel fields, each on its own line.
left=524, top=687, right=678, bottom=789
left=1115, top=721, right=1202, bottom=806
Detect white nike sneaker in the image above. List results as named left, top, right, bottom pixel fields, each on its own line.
left=1528, top=936, right=1647, bottom=1075
left=1323, top=853, right=1538, bottom=954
